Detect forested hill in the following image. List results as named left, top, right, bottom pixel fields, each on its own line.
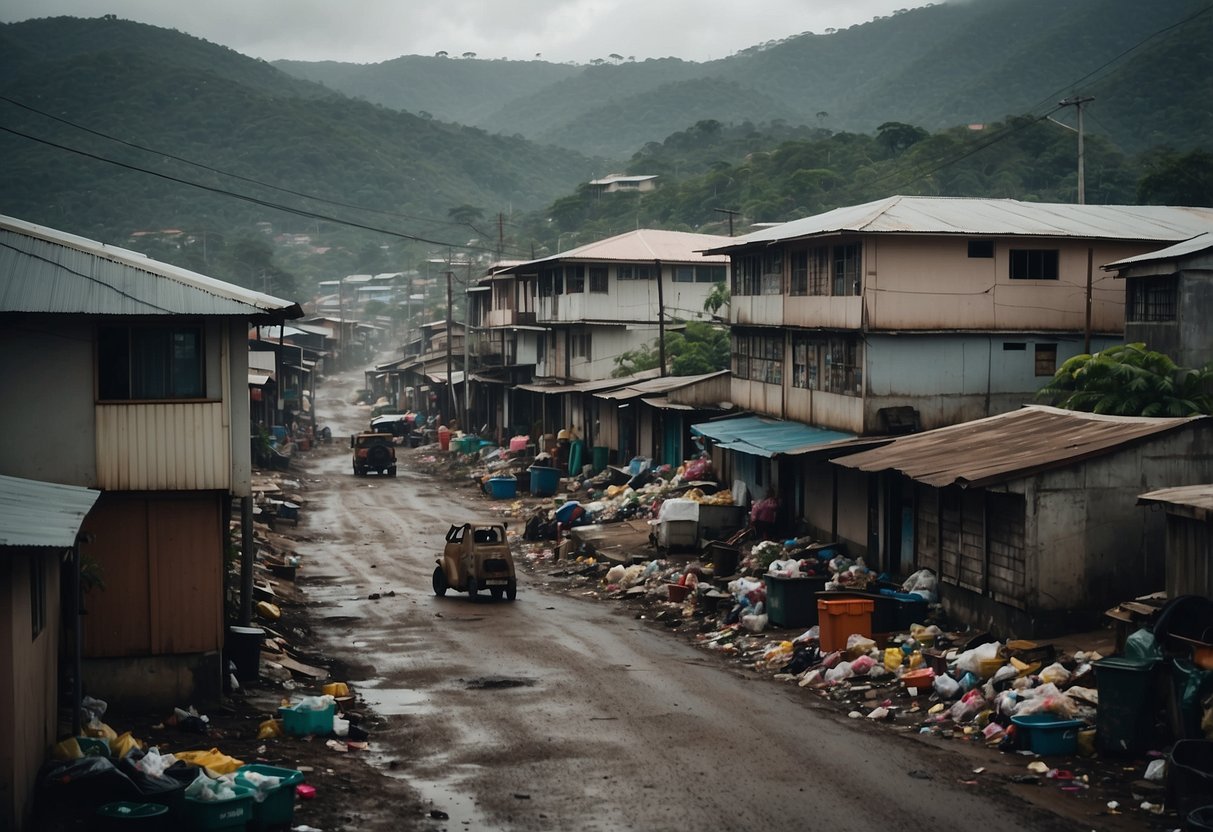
left=0, top=16, right=597, bottom=253
left=276, top=0, right=1213, bottom=160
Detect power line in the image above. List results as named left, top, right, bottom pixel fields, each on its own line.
left=0, top=123, right=533, bottom=260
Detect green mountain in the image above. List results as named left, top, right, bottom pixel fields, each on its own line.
left=0, top=16, right=598, bottom=285
left=275, top=0, right=1212, bottom=159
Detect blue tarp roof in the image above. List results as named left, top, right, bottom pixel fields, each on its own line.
left=691, top=415, right=855, bottom=458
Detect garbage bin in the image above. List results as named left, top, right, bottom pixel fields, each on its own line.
left=764, top=575, right=828, bottom=628
left=1189, top=806, right=1213, bottom=832
left=1168, top=740, right=1213, bottom=820
left=529, top=465, right=559, bottom=497
left=1093, top=656, right=1158, bottom=754
left=592, top=445, right=609, bottom=474
left=95, top=802, right=169, bottom=832
left=225, top=625, right=264, bottom=683
left=1168, top=658, right=1213, bottom=741
left=438, top=426, right=451, bottom=451
left=817, top=597, right=874, bottom=652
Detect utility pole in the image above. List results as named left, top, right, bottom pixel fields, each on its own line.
left=445, top=269, right=456, bottom=427
left=713, top=208, right=740, bottom=236
left=655, top=259, right=666, bottom=377
left=1058, top=96, right=1095, bottom=204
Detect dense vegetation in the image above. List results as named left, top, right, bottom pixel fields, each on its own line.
left=277, top=0, right=1213, bottom=160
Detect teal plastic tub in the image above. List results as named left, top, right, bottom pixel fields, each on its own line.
left=184, top=784, right=254, bottom=831
left=528, top=465, right=559, bottom=497
left=487, top=477, right=517, bottom=499
left=278, top=701, right=334, bottom=736
left=235, top=764, right=305, bottom=831
left=1010, top=712, right=1082, bottom=755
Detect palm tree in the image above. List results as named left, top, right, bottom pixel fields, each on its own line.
left=1036, top=343, right=1213, bottom=416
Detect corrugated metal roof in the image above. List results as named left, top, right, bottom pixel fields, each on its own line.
left=1104, top=232, right=1213, bottom=270
left=500, top=229, right=730, bottom=273
left=0, top=215, right=301, bottom=319
left=590, top=175, right=658, bottom=185
left=0, top=473, right=100, bottom=549
left=515, top=368, right=662, bottom=395
left=833, top=405, right=1206, bottom=488
left=704, top=196, right=1213, bottom=253
left=595, top=370, right=730, bottom=401
left=1137, top=484, right=1213, bottom=516
left=691, top=415, right=855, bottom=458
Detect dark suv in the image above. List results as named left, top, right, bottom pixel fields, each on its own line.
left=351, top=432, right=397, bottom=477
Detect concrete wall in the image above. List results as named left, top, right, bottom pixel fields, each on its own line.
left=536, top=264, right=714, bottom=326
left=0, top=549, right=61, bottom=832
left=1123, top=254, right=1213, bottom=370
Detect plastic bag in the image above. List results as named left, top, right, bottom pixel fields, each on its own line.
left=1012, top=683, right=1078, bottom=718
left=901, top=569, right=938, bottom=602
left=1038, top=662, right=1072, bottom=686
left=824, top=661, right=854, bottom=682
left=131, top=747, right=176, bottom=778
left=851, top=655, right=877, bottom=676
left=955, top=642, right=1003, bottom=674
left=847, top=634, right=876, bottom=656
left=884, top=647, right=904, bottom=672
left=949, top=689, right=987, bottom=723
left=934, top=673, right=961, bottom=700
left=174, top=748, right=243, bottom=776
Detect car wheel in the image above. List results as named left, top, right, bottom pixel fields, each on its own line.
left=505, top=580, right=517, bottom=602
left=466, top=576, right=479, bottom=601
left=490, top=587, right=503, bottom=601
left=432, top=566, right=448, bottom=597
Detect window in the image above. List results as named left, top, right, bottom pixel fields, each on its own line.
left=98, top=324, right=204, bottom=400
left=824, top=336, right=862, bottom=395
left=618, top=264, right=655, bottom=281
left=732, top=253, right=761, bottom=295
left=565, top=265, right=585, bottom=293
left=809, top=246, right=830, bottom=295
left=1010, top=249, right=1059, bottom=280
left=571, top=331, right=592, bottom=360
left=1034, top=343, right=1057, bottom=376
left=791, top=335, right=819, bottom=389
left=833, top=243, right=861, bottom=296
left=790, top=251, right=808, bottom=296
left=761, top=251, right=783, bottom=295
left=1003, top=342, right=1026, bottom=351
left=589, top=266, right=608, bottom=293
left=493, top=282, right=513, bottom=309
left=968, top=240, right=995, bottom=258
left=673, top=265, right=724, bottom=284
left=1127, top=276, right=1178, bottom=322
left=731, top=332, right=782, bottom=384
left=30, top=554, right=45, bottom=638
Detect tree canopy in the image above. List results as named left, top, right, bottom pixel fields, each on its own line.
left=1036, top=343, right=1213, bottom=416
left=613, top=321, right=730, bottom=377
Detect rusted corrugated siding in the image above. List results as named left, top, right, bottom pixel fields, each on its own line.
left=96, top=402, right=231, bottom=490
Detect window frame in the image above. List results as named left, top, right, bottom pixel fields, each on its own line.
left=1034, top=343, right=1058, bottom=377
left=1009, top=249, right=1060, bottom=280
left=589, top=266, right=609, bottom=293
left=97, top=322, right=206, bottom=402
left=1126, top=275, right=1178, bottom=322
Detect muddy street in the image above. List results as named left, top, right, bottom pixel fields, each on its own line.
left=290, top=370, right=1092, bottom=832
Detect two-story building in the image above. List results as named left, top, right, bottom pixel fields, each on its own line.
left=488, top=229, right=731, bottom=439
left=0, top=215, right=300, bottom=713
left=707, top=196, right=1213, bottom=437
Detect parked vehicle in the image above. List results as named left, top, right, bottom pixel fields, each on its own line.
left=433, top=523, right=516, bottom=601
left=350, top=432, right=397, bottom=477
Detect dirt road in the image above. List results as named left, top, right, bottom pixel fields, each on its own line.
left=290, top=370, right=1136, bottom=832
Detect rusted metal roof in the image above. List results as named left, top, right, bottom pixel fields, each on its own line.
left=0, top=215, right=301, bottom=320
left=515, top=368, right=662, bottom=395
left=499, top=229, right=730, bottom=272
left=595, top=370, right=729, bottom=401
left=0, top=473, right=100, bottom=549
left=704, top=196, right=1213, bottom=253
left=1137, top=484, right=1213, bottom=520
left=833, top=405, right=1207, bottom=488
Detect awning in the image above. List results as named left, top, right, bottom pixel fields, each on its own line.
left=516, top=368, right=661, bottom=395
left=0, top=473, right=100, bottom=549
left=248, top=373, right=271, bottom=386
left=641, top=397, right=698, bottom=411
left=691, top=415, right=855, bottom=459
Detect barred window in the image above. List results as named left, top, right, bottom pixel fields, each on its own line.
left=833, top=243, right=862, bottom=296
left=1126, top=276, right=1178, bottom=322
left=791, top=336, right=819, bottom=389
left=565, top=264, right=585, bottom=293
left=589, top=266, right=608, bottom=293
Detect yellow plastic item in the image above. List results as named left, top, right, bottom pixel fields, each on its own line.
left=908, top=652, right=923, bottom=669
left=323, top=682, right=350, bottom=698
left=83, top=721, right=118, bottom=741
left=52, top=737, right=83, bottom=760
left=257, top=719, right=284, bottom=739
left=109, top=732, right=142, bottom=758
left=175, top=748, right=244, bottom=775
left=255, top=601, right=281, bottom=621
left=977, top=658, right=1004, bottom=679
left=1076, top=729, right=1096, bottom=757
left=883, top=648, right=903, bottom=672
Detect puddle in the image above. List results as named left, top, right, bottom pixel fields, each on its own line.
left=372, top=755, right=487, bottom=829
left=353, top=681, right=432, bottom=715
left=464, top=676, right=534, bottom=690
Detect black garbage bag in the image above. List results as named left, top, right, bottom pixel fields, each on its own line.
left=36, top=756, right=140, bottom=829
left=114, top=751, right=189, bottom=819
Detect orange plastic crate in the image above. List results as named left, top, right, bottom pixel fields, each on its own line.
left=817, top=598, right=874, bottom=652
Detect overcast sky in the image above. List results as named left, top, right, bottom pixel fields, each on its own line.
left=1, top=0, right=938, bottom=64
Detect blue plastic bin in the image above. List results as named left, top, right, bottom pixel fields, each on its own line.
left=1010, top=712, right=1082, bottom=755
left=529, top=465, right=559, bottom=497
left=487, top=477, right=517, bottom=499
